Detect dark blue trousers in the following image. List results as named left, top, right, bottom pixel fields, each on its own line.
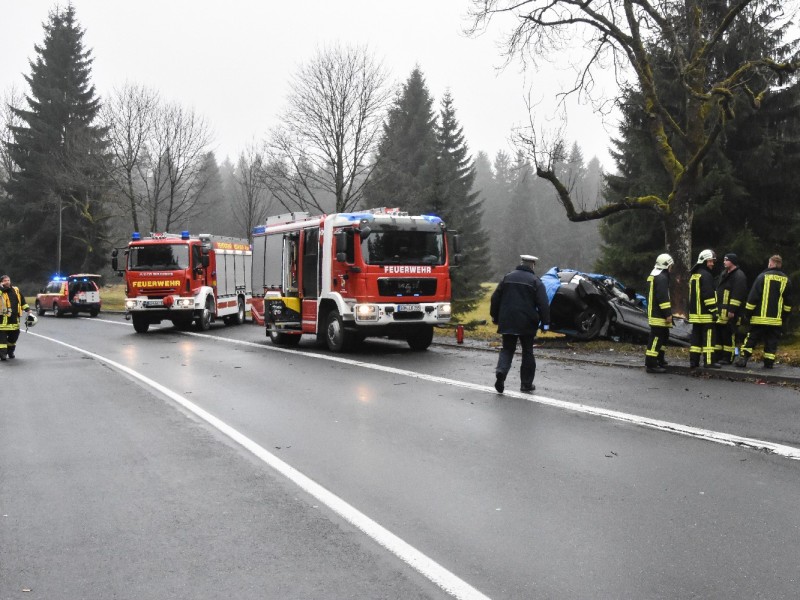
left=495, top=334, right=536, bottom=388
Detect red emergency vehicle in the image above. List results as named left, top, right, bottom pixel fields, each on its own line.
left=112, top=231, right=252, bottom=333
left=251, top=208, right=457, bottom=351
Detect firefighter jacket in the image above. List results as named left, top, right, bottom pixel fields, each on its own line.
left=715, top=267, right=748, bottom=325
left=0, top=285, right=29, bottom=330
left=688, top=264, right=718, bottom=324
left=490, top=265, right=551, bottom=336
left=744, top=268, right=793, bottom=327
left=646, top=269, right=672, bottom=327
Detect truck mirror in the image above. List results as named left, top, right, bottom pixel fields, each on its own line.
left=452, top=253, right=462, bottom=266
left=451, top=233, right=461, bottom=255
left=201, top=254, right=210, bottom=268
left=359, top=225, right=371, bottom=240
left=111, top=256, right=118, bottom=271
left=334, top=231, right=348, bottom=262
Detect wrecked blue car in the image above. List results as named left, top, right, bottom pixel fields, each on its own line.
left=541, top=267, right=691, bottom=346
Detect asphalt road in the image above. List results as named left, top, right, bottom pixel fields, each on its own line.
left=2, top=314, right=799, bottom=599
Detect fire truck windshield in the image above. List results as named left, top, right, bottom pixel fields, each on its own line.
left=129, top=244, right=191, bottom=271
left=360, top=229, right=445, bottom=265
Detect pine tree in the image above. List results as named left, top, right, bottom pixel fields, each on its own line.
left=599, top=0, right=800, bottom=288
left=363, top=67, right=438, bottom=213
left=2, top=5, right=109, bottom=280
left=497, top=152, right=540, bottom=272
left=432, top=91, right=489, bottom=312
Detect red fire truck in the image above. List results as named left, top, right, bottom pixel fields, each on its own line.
left=111, top=231, right=252, bottom=333
left=250, top=208, right=457, bottom=351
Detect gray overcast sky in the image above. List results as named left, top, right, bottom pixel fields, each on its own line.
left=2, top=0, right=617, bottom=168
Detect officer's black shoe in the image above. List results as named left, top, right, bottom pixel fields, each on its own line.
left=646, top=366, right=667, bottom=374
left=520, top=384, right=535, bottom=393
left=494, top=375, right=505, bottom=394
left=704, top=362, right=722, bottom=369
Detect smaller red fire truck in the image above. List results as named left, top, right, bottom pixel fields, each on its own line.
left=251, top=208, right=458, bottom=351
left=112, top=231, right=252, bottom=334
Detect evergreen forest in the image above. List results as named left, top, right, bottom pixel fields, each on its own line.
left=2, top=3, right=799, bottom=317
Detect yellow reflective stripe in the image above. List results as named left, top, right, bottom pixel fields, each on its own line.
left=750, top=317, right=783, bottom=326
left=658, top=301, right=671, bottom=309
left=729, top=299, right=741, bottom=307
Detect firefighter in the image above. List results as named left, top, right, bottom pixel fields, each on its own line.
left=490, top=254, right=550, bottom=393
left=735, top=255, right=793, bottom=369
left=688, top=249, right=721, bottom=369
left=644, top=253, right=674, bottom=374
left=0, top=274, right=31, bottom=361
left=714, top=252, right=748, bottom=364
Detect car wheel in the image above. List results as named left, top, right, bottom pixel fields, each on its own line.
left=89, top=308, right=99, bottom=317
left=325, top=309, right=354, bottom=352
left=36, top=301, right=45, bottom=316
left=53, top=302, right=63, bottom=317
left=573, top=302, right=605, bottom=340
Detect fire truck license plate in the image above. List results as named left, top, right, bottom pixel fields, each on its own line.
left=397, top=304, right=421, bottom=312
left=144, top=300, right=163, bottom=307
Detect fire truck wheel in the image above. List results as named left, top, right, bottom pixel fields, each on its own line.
left=132, top=314, right=150, bottom=333
left=196, top=299, right=214, bottom=331
left=325, top=309, right=355, bottom=352
left=233, top=297, right=246, bottom=325
left=407, top=326, right=434, bottom=351
left=36, top=301, right=45, bottom=316
left=53, top=302, right=64, bottom=318
left=89, top=308, right=99, bottom=317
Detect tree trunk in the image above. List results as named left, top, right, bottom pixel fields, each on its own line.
left=663, top=187, right=694, bottom=317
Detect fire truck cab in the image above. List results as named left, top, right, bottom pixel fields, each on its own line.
left=251, top=208, right=456, bottom=352
left=112, top=231, right=252, bottom=334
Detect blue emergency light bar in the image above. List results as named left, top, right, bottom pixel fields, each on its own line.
left=181, top=230, right=190, bottom=239
left=131, top=232, right=141, bottom=241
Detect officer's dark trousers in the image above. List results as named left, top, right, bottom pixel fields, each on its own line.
left=741, top=325, right=780, bottom=367
left=495, top=334, right=536, bottom=388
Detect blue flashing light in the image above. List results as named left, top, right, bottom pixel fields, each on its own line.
left=181, top=230, right=190, bottom=240
left=421, top=214, right=443, bottom=224
left=253, top=225, right=266, bottom=235
left=131, top=232, right=141, bottom=241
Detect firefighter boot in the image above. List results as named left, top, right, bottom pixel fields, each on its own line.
left=646, top=356, right=666, bottom=374
left=734, top=353, right=749, bottom=368
left=657, top=351, right=669, bottom=367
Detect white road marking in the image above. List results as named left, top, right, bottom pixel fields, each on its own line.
left=28, top=330, right=491, bottom=600
left=85, top=318, right=800, bottom=461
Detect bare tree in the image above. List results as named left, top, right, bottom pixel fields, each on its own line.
left=233, top=143, right=274, bottom=241
left=263, top=43, right=392, bottom=213
left=101, top=82, right=159, bottom=232
left=156, top=102, right=214, bottom=231
left=469, top=0, right=800, bottom=307
left=103, top=90, right=214, bottom=234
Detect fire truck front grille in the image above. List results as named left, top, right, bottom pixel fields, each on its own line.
left=378, top=278, right=437, bottom=297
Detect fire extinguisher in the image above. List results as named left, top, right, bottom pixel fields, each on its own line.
left=456, top=324, right=464, bottom=344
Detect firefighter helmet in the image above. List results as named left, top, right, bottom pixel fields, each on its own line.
left=654, top=253, right=674, bottom=270
left=25, top=313, right=37, bottom=328
left=697, top=249, right=716, bottom=264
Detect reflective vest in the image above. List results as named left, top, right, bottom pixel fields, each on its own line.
left=647, top=269, right=672, bottom=327
left=0, top=286, right=28, bottom=330
left=688, top=265, right=718, bottom=324
left=745, top=269, right=792, bottom=326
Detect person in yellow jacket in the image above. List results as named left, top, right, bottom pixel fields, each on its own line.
left=735, top=255, right=793, bottom=369
left=644, top=253, right=674, bottom=374
left=0, top=274, right=31, bottom=361
left=688, top=249, right=721, bottom=369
